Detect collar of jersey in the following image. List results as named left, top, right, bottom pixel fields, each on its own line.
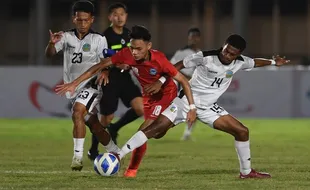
left=72, top=28, right=94, bottom=40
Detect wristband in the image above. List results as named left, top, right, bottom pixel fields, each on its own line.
left=270, top=59, right=276, bottom=65
left=159, top=76, right=166, bottom=84
left=189, top=104, right=196, bottom=110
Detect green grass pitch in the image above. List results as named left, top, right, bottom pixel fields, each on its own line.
left=0, top=118, right=309, bottom=189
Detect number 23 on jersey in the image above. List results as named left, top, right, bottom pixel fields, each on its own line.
left=72, top=53, right=82, bottom=64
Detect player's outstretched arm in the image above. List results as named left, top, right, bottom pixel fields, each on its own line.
left=173, top=72, right=196, bottom=126
left=254, top=55, right=290, bottom=67
left=55, top=58, right=113, bottom=96
left=73, top=58, right=113, bottom=85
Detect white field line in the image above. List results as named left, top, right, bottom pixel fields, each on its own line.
left=0, top=170, right=93, bottom=174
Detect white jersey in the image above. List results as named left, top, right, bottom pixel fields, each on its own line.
left=54, top=29, right=108, bottom=99
left=183, top=49, right=255, bottom=109
left=170, top=47, right=198, bottom=77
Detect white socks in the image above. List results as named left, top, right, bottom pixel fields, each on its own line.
left=118, top=131, right=148, bottom=159
left=235, top=140, right=251, bottom=175
left=73, top=138, right=85, bottom=160
left=104, top=138, right=121, bottom=153
left=183, top=124, right=194, bottom=137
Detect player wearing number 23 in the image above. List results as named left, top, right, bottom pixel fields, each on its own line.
left=46, top=1, right=120, bottom=172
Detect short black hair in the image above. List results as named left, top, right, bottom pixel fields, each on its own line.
left=108, top=2, right=127, bottom=14
left=188, top=27, right=200, bottom=36
left=72, top=0, right=95, bottom=16
left=130, top=25, right=151, bottom=41
left=225, top=34, right=247, bottom=52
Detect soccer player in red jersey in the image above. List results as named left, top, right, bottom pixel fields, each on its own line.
left=55, top=25, right=197, bottom=177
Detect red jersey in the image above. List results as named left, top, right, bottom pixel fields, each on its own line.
left=111, top=47, right=178, bottom=100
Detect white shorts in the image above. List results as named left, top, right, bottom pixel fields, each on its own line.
left=72, top=87, right=102, bottom=115
left=161, top=97, right=229, bottom=127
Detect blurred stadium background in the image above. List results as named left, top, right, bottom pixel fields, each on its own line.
left=1, top=0, right=310, bottom=118
left=1, top=0, right=310, bottom=189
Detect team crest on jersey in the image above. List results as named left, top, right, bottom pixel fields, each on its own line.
left=82, top=43, right=91, bottom=52
left=170, top=105, right=177, bottom=113
left=121, top=38, right=125, bottom=45
left=226, top=70, right=233, bottom=78
left=149, top=68, right=157, bottom=75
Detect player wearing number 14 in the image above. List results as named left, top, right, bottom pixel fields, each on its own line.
left=114, top=34, right=290, bottom=178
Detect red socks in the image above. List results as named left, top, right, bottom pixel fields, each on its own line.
left=127, top=143, right=147, bottom=170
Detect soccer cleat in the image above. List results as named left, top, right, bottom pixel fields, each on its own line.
left=239, top=169, right=271, bottom=179
left=87, top=150, right=99, bottom=161
left=123, top=168, right=137, bottom=178
left=71, top=157, right=83, bottom=171
left=107, top=124, right=118, bottom=145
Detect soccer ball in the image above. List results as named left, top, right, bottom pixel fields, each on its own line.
left=94, top=153, right=120, bottom=176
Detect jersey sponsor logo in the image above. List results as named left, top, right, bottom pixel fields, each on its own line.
left=82, top=43, right=91, bottom=52
left=149, top=68, right=157, bottom=75
left=207, top=68, right=218, bottom=74
left=67, top=44, right=75, bottom=49
left=66, top=44, right=75, bottom=53
left=226, top=70, right=233, bottom=78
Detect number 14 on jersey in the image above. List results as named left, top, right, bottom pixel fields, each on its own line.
left=211, top=77, right=223, bottom=88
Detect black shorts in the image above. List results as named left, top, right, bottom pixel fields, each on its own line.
left=100, top=68, right=142, bottom=115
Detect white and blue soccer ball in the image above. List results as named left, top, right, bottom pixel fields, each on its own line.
left=94, top=153, right=120, bottom=176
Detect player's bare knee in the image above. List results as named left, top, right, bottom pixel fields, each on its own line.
left=134, top=107, right=144, bottom=117
left=142, top=120, right=163, bottom=138
left=72, top=109, right=85, bottom=122
left=153, top=131, right=166, bottom=139
left=131, top=97, right=143, bottom=116
left=235, top=125, right=249, bottom=140
left=147, top=117, right=171, bottom=139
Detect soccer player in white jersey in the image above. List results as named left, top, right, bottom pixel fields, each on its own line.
left=45, top=0, right=119, bottom=171
left=170, top=27, right=201, bottom=141
left=113, top=34, right=290, bottom=178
